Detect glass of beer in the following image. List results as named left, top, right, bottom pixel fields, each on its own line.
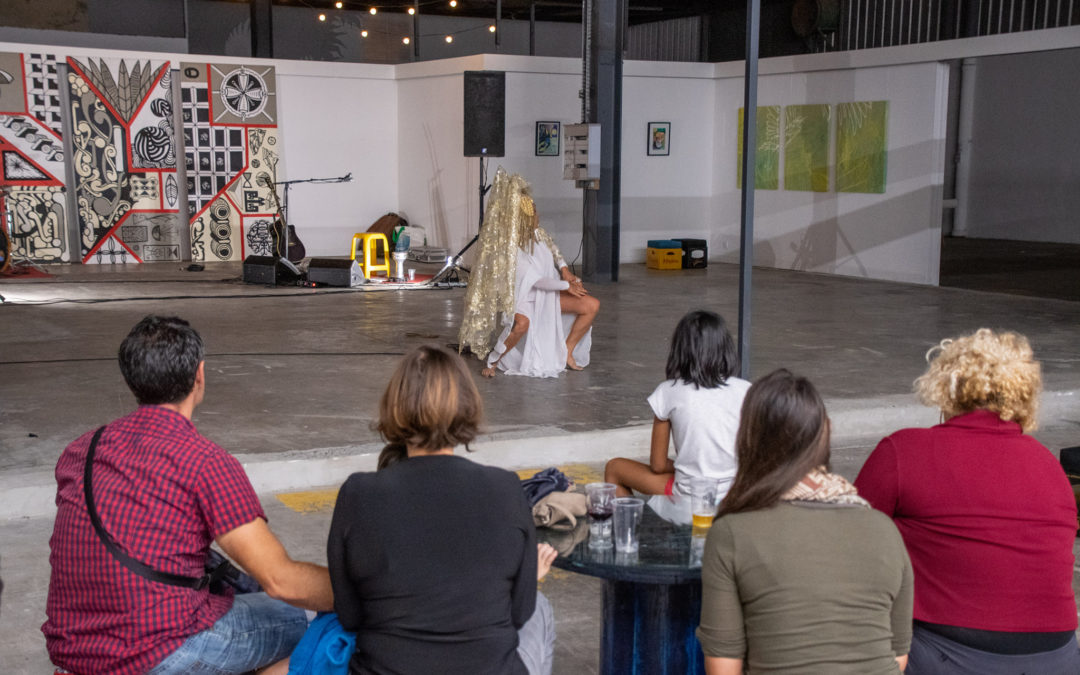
left=690, top=477, right=721, bottom=531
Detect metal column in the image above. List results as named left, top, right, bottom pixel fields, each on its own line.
left=738, top=0, right=760, bottom=377
left=250, top=0, right=273, bottom=58
left=584, top=0, right=625, bottom=282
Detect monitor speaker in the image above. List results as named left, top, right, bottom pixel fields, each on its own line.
left=242, top=255, right=299, bottom=285
left=463, top=70, right=505, bottom=157
left=307, top=258, right=362, bottom=287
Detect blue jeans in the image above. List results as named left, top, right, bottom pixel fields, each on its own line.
left=516, top=592, right=556, bottom=675
left=148, top=593, right=309, bottom=675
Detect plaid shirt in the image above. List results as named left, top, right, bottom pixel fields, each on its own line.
left=43, top=406, right=265, bottom=675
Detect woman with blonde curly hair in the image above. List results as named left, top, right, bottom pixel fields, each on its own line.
left=855, top=329, right=1079, bottom=674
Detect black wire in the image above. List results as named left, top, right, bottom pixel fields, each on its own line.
left=0, top=351, right=408, bottom=366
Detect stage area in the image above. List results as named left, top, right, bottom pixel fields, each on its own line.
left=3, top=260, right=1080, bottom=488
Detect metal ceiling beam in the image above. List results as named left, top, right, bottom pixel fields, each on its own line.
left=738, top=0, right=760, bottom=378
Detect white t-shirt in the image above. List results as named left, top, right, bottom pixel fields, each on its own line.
left=645, top=377, right=750, bottom=524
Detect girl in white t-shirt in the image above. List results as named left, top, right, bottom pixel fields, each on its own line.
left=604, top=310, right=750, bottom=524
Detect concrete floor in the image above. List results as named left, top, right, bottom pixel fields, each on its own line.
left=2, top=260, right=1080, bottom=673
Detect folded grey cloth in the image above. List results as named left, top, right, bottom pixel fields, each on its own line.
left=532, top=490, right=587, bottom=531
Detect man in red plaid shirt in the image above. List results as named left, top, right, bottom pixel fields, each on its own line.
left=43, top=316, right=334, bottom=675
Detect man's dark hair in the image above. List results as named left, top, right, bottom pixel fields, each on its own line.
left=118, top=315, right=204, bottom=405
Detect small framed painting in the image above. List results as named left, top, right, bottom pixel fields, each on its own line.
left=648, top=121, right=670, bottom=156
left=535, top=121, right=560, bottom=156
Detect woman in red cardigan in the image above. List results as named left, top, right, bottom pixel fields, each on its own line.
left=855, top=329, right=1079, bottom=674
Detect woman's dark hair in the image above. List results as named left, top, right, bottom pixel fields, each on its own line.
left=665, top=310, right=738, bottom=388
left=118, top=315, right=204, bottom=405
left=376, top=345, right=483, bottom=469
left=717, top=369, right=830, bottom=517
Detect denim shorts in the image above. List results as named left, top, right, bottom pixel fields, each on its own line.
left=148, top=593, right=309, bottom=675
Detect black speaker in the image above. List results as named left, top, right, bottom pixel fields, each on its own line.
left=463, top=70, right=505, bottom=157
left=307, top=258, right=361, bottom=287
left=242, top=255, right=299, bottom=285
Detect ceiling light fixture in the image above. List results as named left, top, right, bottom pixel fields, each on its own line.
left=445, top=35, right=453, bottom=43
left=361, top=29, right=369, bottom=37
left=370, top=7, right=377, bottom=14
left=403, top=36, right=411, bottom=44
left=489, top=24, right=496, bottom=32
left=408, top=6, right=415, bottom=14
left=318, top=13, right=326, bottom=21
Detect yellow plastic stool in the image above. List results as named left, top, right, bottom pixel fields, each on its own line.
left=349, top=233, right=391, bottom=279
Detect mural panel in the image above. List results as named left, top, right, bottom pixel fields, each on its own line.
left=837, top=101, right=889, bottom=194
left=181, top=62, right=282, bottom=262
left=0, top=51, right=70, bottom=262
left=67, top=56, right=184, bottom=263
left=737, top=106, right=780, bottom=190
left=784, top=104, right=831, bottom=192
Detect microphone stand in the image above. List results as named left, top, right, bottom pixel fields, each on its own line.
left=270, top=173, right=352, bottom=269
left=431, top=157, right=489, bottom=285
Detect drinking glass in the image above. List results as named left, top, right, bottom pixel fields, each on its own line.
left=613, top=497, right=644, bottom=553
left=585, top=482, right=617, bottom=549
left=690, top=477, right=721, bottom=531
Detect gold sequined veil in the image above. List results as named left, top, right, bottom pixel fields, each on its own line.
left=458, top=168, right=534, bottom=359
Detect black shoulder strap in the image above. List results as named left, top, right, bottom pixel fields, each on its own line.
left=83, top=425, right=227, bottom=591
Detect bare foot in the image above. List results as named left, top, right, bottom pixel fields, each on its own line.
left=482, top=365, right=498, bottom=378
left=566, top=355, right=584, bottom=371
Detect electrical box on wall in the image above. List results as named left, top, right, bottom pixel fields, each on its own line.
left=563, top=123, right=600, bottom=189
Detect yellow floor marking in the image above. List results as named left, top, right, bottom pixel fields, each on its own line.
left=278, top=464, right=604, bottom=514
left=276, top=488, right=339, bottom=513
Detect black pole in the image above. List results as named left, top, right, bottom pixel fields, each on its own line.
left=414, top=1, right=420, bottom=58
left=529, top=2, right=536, bottom=55
left=250, top=0, right=273, bottom=58
left=738, top=0, right=760, bottom=378
left=496, top=0, right=502, bottom=46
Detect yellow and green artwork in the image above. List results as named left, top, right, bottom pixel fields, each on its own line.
left=836, top=101, right=888, bottom=194
left=784, top=104, right=831, bottom=192
left=737, top=106, right=780, bottom=190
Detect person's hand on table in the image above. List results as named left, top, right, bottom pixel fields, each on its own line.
left=537, top=543, right=558, bottom=581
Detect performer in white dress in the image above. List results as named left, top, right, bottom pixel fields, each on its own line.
left=459, top=169, right=599, bottom=378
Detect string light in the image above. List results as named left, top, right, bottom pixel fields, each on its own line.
left=489, top=24, right=496, bottom=32
left=335, top=1, right=342, bottom=7
left=318, top=13, right=326, bottom=21
left=408, top=7, right=415, bottom=14
left=403, top=36, right=411, bottom=44
left=449, top=0, right=457, bottom=7
left=369, top=6, right=377, bottom=14
left=445, top=35, right=453, bottom=43
left=361, top=29, right=369, bottom=37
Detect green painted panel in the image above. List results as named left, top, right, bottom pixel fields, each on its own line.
left=737, top=106, right=780, bottom=190
left=784, top=104, right=831, bottom=192
left=836, top=101, right=888, bottom=194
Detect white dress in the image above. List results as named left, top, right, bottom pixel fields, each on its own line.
left=644, top=377, right=751, bottom=524
left=486, top=232, right=592, bottom=378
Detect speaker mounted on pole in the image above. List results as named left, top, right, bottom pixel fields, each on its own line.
left=463, top=70, right=505, bottom=158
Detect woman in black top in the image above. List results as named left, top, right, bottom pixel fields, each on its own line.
left=328, top=345, right=557, bottom=675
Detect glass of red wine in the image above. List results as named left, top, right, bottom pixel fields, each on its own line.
left=585, top=482, right=617, bottom=549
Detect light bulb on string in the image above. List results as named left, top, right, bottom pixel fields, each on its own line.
left=361, top=29, right=369, bottom=37
left=403, top=36, right=411, bottom=44
left=370, top=7, right=377, bottom=14
left=318, top=13, right=326, bottom=21
left=408, top=7, right=415, bottom=14
left=335, top=1, right=342, bottom=8
left=489, top=25, right=496, bottom=32
left=449, top=0, right=457, bottom=7
left=445, top=35, right=453, bottom=43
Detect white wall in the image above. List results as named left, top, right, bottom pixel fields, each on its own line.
left=273, top=61, right=399, bottom=256
left=710, top=62, right=950, bottom=284
left=963, top=47, right=1080, bottom=244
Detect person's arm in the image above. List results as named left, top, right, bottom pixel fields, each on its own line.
left=510, top=487, right=539, bottom=628
left=650, top=417, right=676, bottom=474
left=853, top=437, right=901, bottom=516
left=704, top=657, right=743, bottom=675
left=696, top=521, right=747, bottom=667
left=890, top=534, right=914, bottom=671
left=216, top=518, right=333, bottom=612
left=533, top=276, right=571, bottom=292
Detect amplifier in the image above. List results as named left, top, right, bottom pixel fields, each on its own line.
left=307, top=258, right=362, bottom=287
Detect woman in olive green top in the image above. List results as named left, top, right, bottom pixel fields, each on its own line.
left=697, top=370, right=913, bottom=674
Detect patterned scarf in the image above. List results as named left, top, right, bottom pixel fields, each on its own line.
left=780, top=466, right=870, bottom=508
